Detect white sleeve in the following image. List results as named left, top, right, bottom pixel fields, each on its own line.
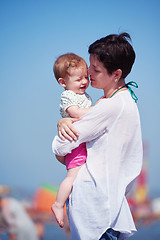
left=52, top=98, right=123, bottom=156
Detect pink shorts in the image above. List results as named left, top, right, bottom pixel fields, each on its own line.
left=65, top=143, right=87, bottom=170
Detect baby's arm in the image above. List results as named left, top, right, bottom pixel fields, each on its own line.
left=66, top=105, right=93, bottom=118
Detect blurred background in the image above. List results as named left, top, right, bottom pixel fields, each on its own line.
left=0, top=0, right=160, bottom=239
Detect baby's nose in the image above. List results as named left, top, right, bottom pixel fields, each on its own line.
left=82, top=78, right=87, bottom=84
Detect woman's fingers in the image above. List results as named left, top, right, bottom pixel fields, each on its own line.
left=59, top=125, right=78, bottom=141
left=58, top=118, right=80, bottom=141
left=58, top=130, right=66, bottom=141
left=58, top=128, right=73, bottom=142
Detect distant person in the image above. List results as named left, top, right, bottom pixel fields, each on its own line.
left=52, top=33, right=143, bottom=239
left=0, top=186, right=39, bottom=240
left=51, top=53, right=93, bottom=228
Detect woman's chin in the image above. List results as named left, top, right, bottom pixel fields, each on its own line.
left=91, top=82, right=95, bottom=87
left=91, top=82, right=98, bottom=89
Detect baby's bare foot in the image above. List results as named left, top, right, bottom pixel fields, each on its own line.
left=51, top=202, right=64, bottom=228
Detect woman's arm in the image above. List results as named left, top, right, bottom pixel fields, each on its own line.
left=53, top=98, right=122, bottom=156
left=59, top=99, right=102, bottom=141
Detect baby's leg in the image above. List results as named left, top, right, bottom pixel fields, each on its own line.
left=51, top=165, right=82, bottom=228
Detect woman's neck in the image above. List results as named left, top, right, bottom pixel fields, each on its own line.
left=104, top=79, right=126, bottom=98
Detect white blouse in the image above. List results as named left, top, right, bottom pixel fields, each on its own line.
left=52, top=90, right=143, bottom=240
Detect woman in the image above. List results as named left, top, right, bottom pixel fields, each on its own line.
left=52, top=32, right=143, bottom=240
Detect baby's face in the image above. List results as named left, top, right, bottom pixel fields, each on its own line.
left=64, top=67, right=89, bottom=95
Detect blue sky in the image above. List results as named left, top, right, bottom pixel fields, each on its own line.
left=0, top=0, right=160, bottom=196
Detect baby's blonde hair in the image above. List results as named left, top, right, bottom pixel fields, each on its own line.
left=53, top=53, right=87, bottom=81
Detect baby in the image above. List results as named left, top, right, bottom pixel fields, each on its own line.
left=51, top=53, right=93, bottom=228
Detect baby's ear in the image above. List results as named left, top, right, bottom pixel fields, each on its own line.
left=58, top=78, right=66, bottom=88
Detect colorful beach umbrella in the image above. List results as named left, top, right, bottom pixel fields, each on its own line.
left=33, top=183, right=58, bottom=214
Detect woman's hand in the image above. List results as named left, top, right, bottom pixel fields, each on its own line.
left=58, top=117, right=80, bottom=141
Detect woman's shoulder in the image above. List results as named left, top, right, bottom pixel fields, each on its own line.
left=92, top=93, right=128, bottom=116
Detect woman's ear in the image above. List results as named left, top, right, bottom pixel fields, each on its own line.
left=114, top=69, right=122, bottom=81
left=58, top=78, right=66, bottom=88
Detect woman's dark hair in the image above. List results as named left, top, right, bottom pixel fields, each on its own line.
left=88, top=32, right=135, bottom=79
